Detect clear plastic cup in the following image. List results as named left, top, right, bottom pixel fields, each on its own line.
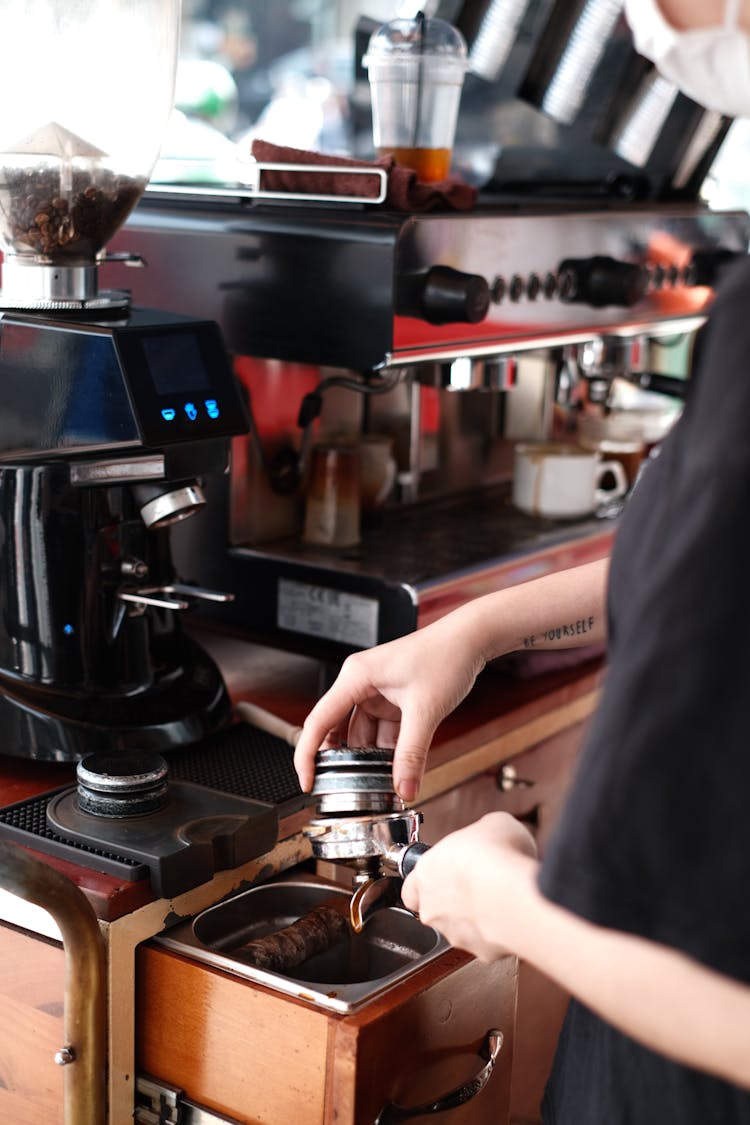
left=303, top=443, right=361, bottom=549
left=364, top=15, right=467, bottom=183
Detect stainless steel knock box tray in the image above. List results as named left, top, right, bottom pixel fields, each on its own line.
left=154, top=879, right=449, bottom=1013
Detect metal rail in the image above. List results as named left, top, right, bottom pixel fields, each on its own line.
left=146, top=161, right=388, bottom=205
left=0, top=841, right=106, bottom=1125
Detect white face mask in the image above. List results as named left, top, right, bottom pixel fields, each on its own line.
left=623, top=0, right=750, bottom=118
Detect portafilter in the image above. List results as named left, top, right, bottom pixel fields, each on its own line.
left=303, top=746, right=429, bottom=931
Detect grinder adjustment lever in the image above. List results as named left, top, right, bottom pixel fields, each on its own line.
left=117, top=582, right=234, bottom=614
left=112, top=582, right=235, bottom=638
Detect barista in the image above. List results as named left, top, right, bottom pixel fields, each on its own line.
left=294, top=1, right=750, bottom=1119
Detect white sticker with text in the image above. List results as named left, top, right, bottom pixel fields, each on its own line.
left=277, top=578, right=379, bottom=648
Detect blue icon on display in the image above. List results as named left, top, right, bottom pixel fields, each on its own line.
left=185, top=402, right=198, bottom=421
left=205, top=399, right=220, bottom=419
left=63, top=623, right=75, bottom=637
left=161, top=407, right=177, bottom=422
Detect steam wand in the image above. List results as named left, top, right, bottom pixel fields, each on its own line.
left=239, top=369, right=401, bottom=497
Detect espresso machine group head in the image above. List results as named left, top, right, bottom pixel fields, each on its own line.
left=0, top=0, right=250, bottom=760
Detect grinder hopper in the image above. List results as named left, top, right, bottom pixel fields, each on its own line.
left=0, top=0, right=180, bottom=309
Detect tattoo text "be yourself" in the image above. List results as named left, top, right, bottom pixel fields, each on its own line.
left=523, top=616, right=595, bottom=648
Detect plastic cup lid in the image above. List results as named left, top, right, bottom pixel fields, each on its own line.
left=363, top=14, right=468, bottom=69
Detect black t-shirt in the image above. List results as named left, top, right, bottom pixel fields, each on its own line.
left=538, top=256, right=750, bottom=1123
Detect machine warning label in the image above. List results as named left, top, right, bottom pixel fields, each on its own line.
left=277, top=578, right=379, bottom=649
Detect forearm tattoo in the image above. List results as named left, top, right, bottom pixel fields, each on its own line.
left=523, top=616, right=595, bottom=648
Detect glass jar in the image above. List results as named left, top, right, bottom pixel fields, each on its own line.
left=0, top=0, right=180, bottom=267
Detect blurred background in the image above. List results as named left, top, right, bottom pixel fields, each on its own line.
left=158, top=0, right=750, bottom=207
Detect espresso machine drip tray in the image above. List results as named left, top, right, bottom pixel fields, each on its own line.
left=0, top=722, right=309, bottom=897
left=192, top=482, right=615, bottom=664
left=269, top=485, right=607, bottom=581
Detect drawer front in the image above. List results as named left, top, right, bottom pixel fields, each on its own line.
left=137, top=944, right=329, bottom=1123
left=137, top=944, right=516, bottom=1125
left=342, top=952, right=516, bottom=1125
left=421, top=720, right=588, bottom=849
left=0, top=923, right=65, bottom=1125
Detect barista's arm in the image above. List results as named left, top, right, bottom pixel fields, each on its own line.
left=401, top=812, right=750, bottom=1091
left=295, top=556, right=609, bottom=800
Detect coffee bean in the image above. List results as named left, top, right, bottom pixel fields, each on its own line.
left=1, top=165, right=144, bottom=261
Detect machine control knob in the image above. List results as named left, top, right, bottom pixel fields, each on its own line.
left=418, top=265, right=490, bottom=325
left=685, top=248, right=743, bottom=288
left=557, top=255, right=648, bottom=308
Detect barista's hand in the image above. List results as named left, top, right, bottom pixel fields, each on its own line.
left=294, top=619, right=485, bottom=801
left=295, top=560, right=609, bottom=801
left=400, top=812, right=539, bottom=961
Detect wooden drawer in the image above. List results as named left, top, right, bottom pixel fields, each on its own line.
left=0, top=922, right=65, bottom=1125
left=420, top=721, right=587, bottom=850
left=136, top=943, right=517, bottom=1124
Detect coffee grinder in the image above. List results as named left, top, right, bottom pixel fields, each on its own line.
left=0, top=0, right=250, bottom=761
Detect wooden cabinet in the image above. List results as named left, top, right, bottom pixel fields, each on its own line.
left=136, top=942, right=517, bottom=1124
left=0, top=922, right=65, bottom=1125
left=419, top=721, right=586, bottom=850
left=419, top=721, right=589, bottom=1125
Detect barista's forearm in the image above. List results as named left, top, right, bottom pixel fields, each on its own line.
left=449, top=556, right=609, bottom=665
left=503, top=860, right=750, bottom=1090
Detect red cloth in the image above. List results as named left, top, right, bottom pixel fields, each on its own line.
left=251, top=138, right=477, bottom=213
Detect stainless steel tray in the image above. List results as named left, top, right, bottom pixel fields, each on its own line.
left=153, top=879, right=449, bottom=1013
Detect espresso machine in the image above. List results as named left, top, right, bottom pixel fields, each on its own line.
left=100, top=0, right=750, bottom=671
left=0, top=0, right=252, bottom=763
left=106, top=197, right=748, bottom=674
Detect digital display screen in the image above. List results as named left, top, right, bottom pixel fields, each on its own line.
left=112, top=314, right=248, bottom=446
left=142, top=331, right=211, bottom=396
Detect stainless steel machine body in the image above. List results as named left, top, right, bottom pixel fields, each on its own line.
left=103, top=197, right=750, bottom=666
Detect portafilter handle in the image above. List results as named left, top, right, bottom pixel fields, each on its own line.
left=384, top=841, right=430, bottom=878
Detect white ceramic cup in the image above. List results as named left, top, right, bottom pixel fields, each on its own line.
left=512, top=442, right=628, bottom=519
left=360, top=434, right=397, bottom=514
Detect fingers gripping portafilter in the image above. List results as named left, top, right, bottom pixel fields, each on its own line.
left=303, top=747, right=429, bottom=930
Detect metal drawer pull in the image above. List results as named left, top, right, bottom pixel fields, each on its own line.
left=497, top=763, right=534, bottom=791
left=374, top=1028, right=503, bottom=1123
